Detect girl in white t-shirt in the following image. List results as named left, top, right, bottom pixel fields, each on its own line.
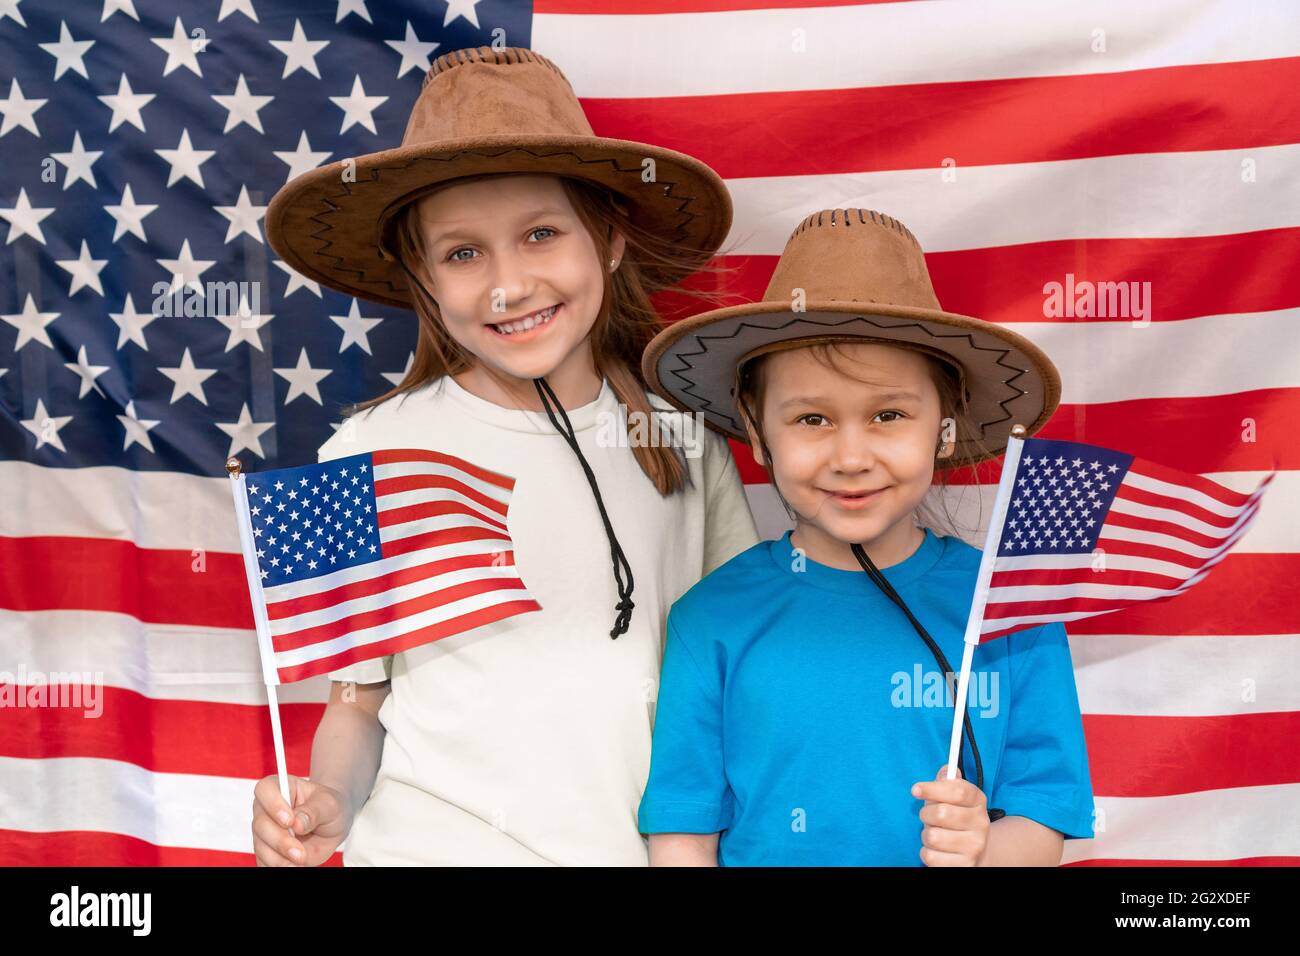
left=250, top=47, right=759, bottom=865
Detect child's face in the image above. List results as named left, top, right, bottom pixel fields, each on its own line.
left=407, top=174, right=625, bottom=385
left=743, top=343, right=945, bottom=557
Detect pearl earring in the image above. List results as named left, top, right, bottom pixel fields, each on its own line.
left=609, top=258, right=617, bottom=270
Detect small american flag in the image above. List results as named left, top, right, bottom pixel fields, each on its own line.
left=978, top=436, right=1275, bottom=642
left=235, top=447, right=541, bottom=683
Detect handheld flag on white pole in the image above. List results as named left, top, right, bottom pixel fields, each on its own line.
left=944, top=425, right=1028, bottom=780
left=944, top=427, right=1275, bottom=782
left=225, top=447, right=543, bottom=802
left=226, top=456, right=292, bottom=807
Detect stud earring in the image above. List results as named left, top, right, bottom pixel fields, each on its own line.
left=609, top=258, right=618, bottom=270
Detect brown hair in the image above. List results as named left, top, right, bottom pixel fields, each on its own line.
left=733, top=342, right=998, bottom=538
left=344, top=173, right=741, bottom=496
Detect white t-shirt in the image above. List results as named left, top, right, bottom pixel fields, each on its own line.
left=317, top=373, right=760, bottom=865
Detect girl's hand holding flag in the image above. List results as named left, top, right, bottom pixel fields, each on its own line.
left=251, top=774, right=350, bottom=868
left=912, top=764, right=990, bottom=867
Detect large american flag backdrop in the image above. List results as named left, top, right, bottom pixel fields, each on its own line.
left=0, top=0, right=1295, bottom=866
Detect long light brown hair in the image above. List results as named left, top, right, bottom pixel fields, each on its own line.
left=734, top=342, right=998, bottom=538
left=345, top=173, right=739, bottom=496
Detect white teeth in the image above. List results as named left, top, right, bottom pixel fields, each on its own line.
left=492, top=305, right=557, bottom=335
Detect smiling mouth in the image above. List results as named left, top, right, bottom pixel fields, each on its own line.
left=823, top=487, right=888, bottom=505
left=487, top=304, right=560, bottom=336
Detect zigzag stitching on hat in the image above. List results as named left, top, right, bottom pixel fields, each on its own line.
left=788, top=208, right=919, bottom=245
left=301, top=194, right=345, bottom=284
left=665, top=313, right=1031, bottom=438
left=424, top=46, right=567, bottom=89
left=302, top=147, right=702, bottom=297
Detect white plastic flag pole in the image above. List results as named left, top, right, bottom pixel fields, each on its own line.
left=944, top=425, right=1028, bottom=782
left=226, top=457, right=292, bottom=807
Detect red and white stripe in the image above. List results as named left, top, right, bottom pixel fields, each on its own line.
left=3, top=0, right=1296, bottom=866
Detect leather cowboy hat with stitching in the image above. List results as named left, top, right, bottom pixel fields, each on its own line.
left=642, top=208, right=1063, bottom=468
left=265, top=46, right=733, bottom=308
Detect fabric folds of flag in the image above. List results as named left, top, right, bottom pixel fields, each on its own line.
left=979, top=436, right=1274, bottom=641
left=237, top=448, right=541, bottom=683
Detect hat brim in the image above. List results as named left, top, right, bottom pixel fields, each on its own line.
left=265, top=133, right=734, bottom=308
left=642, top=300, right=1062, bottom=468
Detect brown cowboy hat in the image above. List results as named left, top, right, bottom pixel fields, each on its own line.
left=642, top=208, right=1063, bottom=468
left=265, top=46, right=734, bottom=309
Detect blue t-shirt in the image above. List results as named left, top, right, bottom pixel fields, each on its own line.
left=637, top=526, right=1096, bottom=866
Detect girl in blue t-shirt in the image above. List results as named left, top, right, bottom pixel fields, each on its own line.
left=636, top=207, right=1096, bottom=866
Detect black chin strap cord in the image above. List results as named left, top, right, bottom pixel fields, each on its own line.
left=851, top=541, right=1004, bottom=822
left=533, top=376, right=635, bottom=639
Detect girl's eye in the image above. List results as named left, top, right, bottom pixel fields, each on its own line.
left=529, top=226, right=557, bottom=242
left=796, top=413, right=828, bottom=427
left=875, top=410, right=906, bottom=423
left=446, top=247, right=478, bottom=263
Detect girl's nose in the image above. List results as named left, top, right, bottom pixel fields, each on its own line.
left=487, top=247, right=538, bottom=309
left=828, top=423, right=876, bottom=474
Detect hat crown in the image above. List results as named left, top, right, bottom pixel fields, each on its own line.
left=762, top=208, right=942, bottom=312
left=402, top=47, right=595, bottom=146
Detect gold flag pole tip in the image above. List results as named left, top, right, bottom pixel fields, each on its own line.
left=226, top=457, right=242, bottom=477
